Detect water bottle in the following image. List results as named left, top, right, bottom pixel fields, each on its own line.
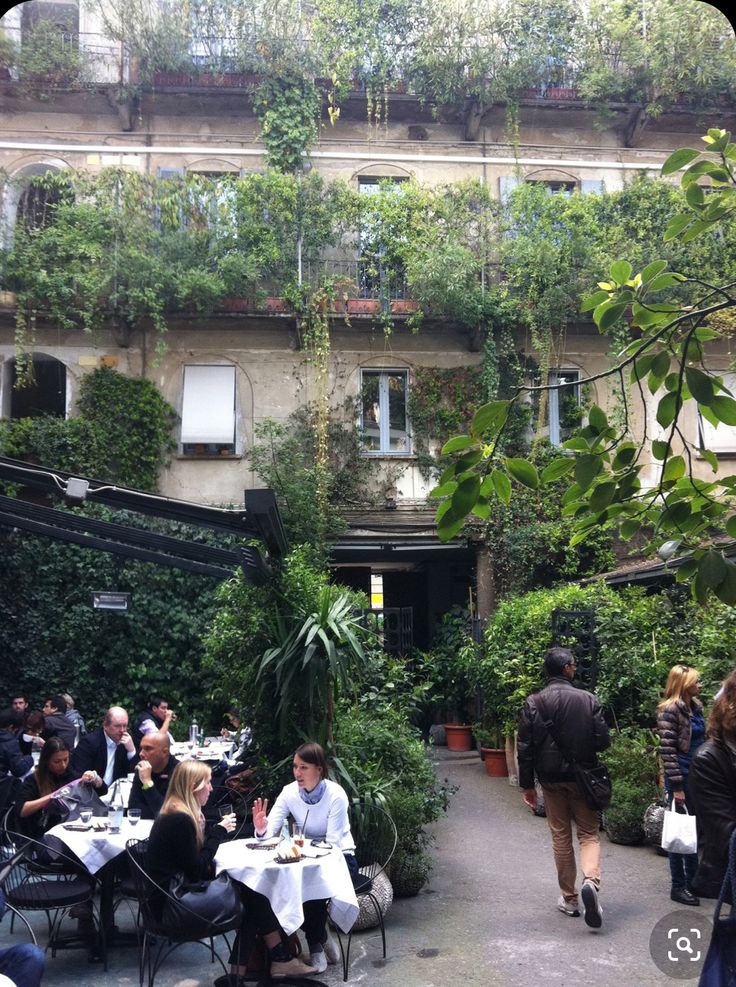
left=189, top=717, right=199, bottom=746
left=109, top=781, right=124, bottom=833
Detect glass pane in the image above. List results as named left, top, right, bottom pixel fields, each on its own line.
left=387, top=373, right=408, bottom=452
left=361, top=373, right=381, bottom=450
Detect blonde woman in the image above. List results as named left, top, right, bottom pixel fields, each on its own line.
left=147, top=762, right=315, bottom=980
left=657, top=663, right=706, bottom=907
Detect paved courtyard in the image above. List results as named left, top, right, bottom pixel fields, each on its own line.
left=2, top=747, right=706, bottom=985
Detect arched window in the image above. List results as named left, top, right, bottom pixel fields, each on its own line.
left=4, top=355, right=68, bottom=420
left=2, top=160, right=71, bottom=245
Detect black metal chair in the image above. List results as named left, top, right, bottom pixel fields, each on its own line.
left=1, top=829, right=104, bottom=966
left=126, top=836, right=242, bottom=987
left=334, top=800, right=398, bottom=982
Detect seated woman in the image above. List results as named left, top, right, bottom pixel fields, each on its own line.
left=252, top=741, right=357, bottom=974
left=148, top=760, right=314, bottom=981
left=690, top=668, right=736, bottom=899
left=16, top=736, right=102, bottom=841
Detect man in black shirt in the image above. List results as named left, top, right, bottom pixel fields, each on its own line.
left=128, top=731, right=178, bottom=819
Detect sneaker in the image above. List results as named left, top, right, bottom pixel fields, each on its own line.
left=322, top=932, right=340, bottom=965
left=309, top=949, right=328, bottom=974
left=581, top=881, right=603, bottom=929
left=270, top=957, right=317, bottom=978
left=557, top=895, right=580, bottom=917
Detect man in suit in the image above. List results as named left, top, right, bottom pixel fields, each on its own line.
left=128, top=731, right=178, bottom=819
left=71, top=705, right=136, bottom=794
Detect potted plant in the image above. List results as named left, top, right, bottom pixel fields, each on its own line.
left=472, top=722, right=508, bottom=777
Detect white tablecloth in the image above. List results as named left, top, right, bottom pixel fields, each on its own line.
left=46, top=818, right=154, bottom=875
left=215, top=840, right=359, bottom=936
left=170, top=741, right=234, bottom=761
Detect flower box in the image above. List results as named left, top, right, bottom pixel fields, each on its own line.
left=390, top=299, right=419, bottom=315
left=219, top=296, right=252, bottom=312
left=347, top=298, right=381, bottom=315
left=544, top=87, right=579, bottom=100
left=264, top=296, right=290, bottom=313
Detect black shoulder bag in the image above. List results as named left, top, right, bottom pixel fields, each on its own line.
left=535, top=693, right=612, bottom=811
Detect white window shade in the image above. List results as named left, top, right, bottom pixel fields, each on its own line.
left=181, top=365, right=235, bottom=444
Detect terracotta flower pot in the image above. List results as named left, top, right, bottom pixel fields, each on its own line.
left=347, top=298, right=381, bottom=316
left=444, top=724, right=473, bottom=752
left=390, top=299, right=419, bottom=315
left=480, top=748, right=509, bottom=777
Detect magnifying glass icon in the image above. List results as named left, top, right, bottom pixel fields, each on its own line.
left=676, top=936, right=694, bottom=954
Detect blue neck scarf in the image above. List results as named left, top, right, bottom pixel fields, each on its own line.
left=299, top=779, right=326, bottom=805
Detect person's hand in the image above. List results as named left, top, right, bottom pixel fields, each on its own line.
left=81, top=770, right=101, bottom=787
left=522, top=788, right=538, bottom=812
left=252, top=797, right=269, bottom=835
left=217, top=812, right=237, bottom=834
left=673, top=789, right=686, bottom=805
left=121, top=731, right=135, bottom=754
left=136, top=760, right=153, bottom=785
left=220, top=727, right=230, bottom=738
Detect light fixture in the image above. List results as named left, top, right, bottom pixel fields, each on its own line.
left=91, top=591, right=132, bottom=611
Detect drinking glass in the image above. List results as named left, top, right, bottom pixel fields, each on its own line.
left=292, top=824, right=305, bottom=848
left=128, top=808, right=142, bottom=827
left=79, top=808, right=93, bottom=825
left=218, top=804, right=234, bottom=822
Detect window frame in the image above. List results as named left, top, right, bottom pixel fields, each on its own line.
left=698, top=371, right=736, bottom=455
left=547, top=368, right=582, bottom=447
left=179, top=363, right=237, bottom=458
left=359, top=368, right=411, bottom=456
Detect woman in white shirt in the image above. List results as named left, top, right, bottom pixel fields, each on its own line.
left=252, top=742, right=357, bottom=973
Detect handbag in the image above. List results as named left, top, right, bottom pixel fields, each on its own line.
left=661, top=798, right=698, bottom=855
left=163, top=871, right=243, bottom=939
left=699, top=829, right=736, bottom=986
left=51, top=779, right=108, bottom=821
left=536, top=695, right=613, bottom=811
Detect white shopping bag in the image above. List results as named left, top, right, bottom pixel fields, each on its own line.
left=661, top=799, right=697, bottom=855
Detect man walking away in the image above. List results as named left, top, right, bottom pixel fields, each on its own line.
left=517, top=647, right=610, bottom=929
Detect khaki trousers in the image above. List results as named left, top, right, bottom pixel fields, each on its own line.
left=541, top=781, right=601, bottom=902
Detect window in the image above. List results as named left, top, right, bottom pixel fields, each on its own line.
left=180, top=365, right=236, bottom=456
left=527, top=179, right=577, bottom=197
left=547, top=369, right=581, bottom=446
left=358, top=177, right=408, bottom=300
left=2, top=355, right=67, bottom=420
left=698, top=372, right=736, bottom=455
left=360, top=370, right=410, bottom=454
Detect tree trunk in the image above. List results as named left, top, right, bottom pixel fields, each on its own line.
left=623, top=105, right=648, bottom=148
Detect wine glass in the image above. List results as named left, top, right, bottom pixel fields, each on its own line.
left=128, top=808, right=142, bottom=827
left=79, top=808, right=93, bottom=826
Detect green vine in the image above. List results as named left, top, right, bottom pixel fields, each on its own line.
left=251, top=75, right=322, bottom=173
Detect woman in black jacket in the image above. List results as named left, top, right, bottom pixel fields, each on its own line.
left=16, top=737, right=102, bottom=840
left=690, top=669, right=736, bottom=899
left=148, top=760, right=316, bottom=980
left=656, top=663, right=705, bottom=906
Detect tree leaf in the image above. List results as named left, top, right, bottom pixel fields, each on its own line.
left=441, top=434, right=475, bottom=455
left=589, top=481, right=616, bottom=513
left=661, top=147, right=700, bottom=175
left=598, top=300, right=629, bottom=331
left=491, top=469, right=512, bottom=505
left=699, top=549, right=727, bottom=588
left=657, top=392, right=682, bottom=429
left=470, top=400, right=509, bottom=438
left=726, top=515, right=736, bottom=539
left=700, top=448, right=719, bottom=473
left=581, top=290, right=609, bottom=313
left=685, top=366, right=716, bottom=406
left=711, top=395, right=736, bottom=426
left=575, top=454, right=602, bottom=492
left=541, top=457, right=575, bottom=484
left=610, top=260, right=633, bottom=285
left=641, top=259, right=668, bottom=283
left=588, top=405, right=608, bottom=432
left=504, top=458, right=539, bottom=490
left=663, top=213, right=692, bottom=241
left=662, top=456, right=686, bottom=482
left=451, top=475, right=480, bottom=516
left=652, top=440, right=670, bottom=461
left=714, top=561, right=736, bottom=605
left=429, top=481, right=458, bottom=499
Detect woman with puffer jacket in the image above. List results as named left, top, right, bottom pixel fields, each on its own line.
left=657, top=663, right=706, bottom=906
